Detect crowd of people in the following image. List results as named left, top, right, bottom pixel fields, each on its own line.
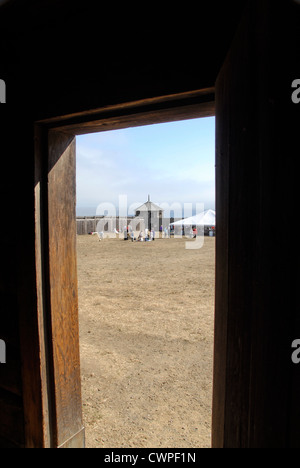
left=123, top=226, right=156, bottom=242
left=90, top=224, right=215, bottom=242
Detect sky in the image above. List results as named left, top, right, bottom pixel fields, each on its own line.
left=76, top=117, right=215, bottom=217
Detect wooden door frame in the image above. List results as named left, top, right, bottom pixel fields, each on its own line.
left=33, top=88, right=215, bottom=448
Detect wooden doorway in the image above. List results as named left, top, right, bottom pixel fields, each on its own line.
left=34, top=89, right=215, bottom=448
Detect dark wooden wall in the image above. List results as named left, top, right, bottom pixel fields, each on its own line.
left=0, top=0, right=246, bottom=121
left=0, top=117, right=38, bottom=446
left=213, top=0, right=300, bottom=448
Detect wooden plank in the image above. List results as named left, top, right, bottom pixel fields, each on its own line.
left=213, top=0, right=300, bottom=448
left=14, top=123, right=47, bottom=449
left=47, top=130, right=84, bottom=448
left=49, top=102, right=215, bottom=136
left=212, top=0, right=268, bottom=448
left=38, top=90, right=215, bottom=136
left=37, top=88, right=215, bottom=125
left=34, top=124, right=53, bottom=448
left=211, top=59, right=230, bottom=449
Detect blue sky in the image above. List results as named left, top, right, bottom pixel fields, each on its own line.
left=76, top=117, right=215, bottom=216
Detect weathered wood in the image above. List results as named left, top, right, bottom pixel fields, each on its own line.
left=40, top=91, right=215, bottom=136
left=47, top=130, right=84, bottom=448
left=213, top=0, right=300, bottom=448
left=213, top=0, right=270, bottom=448
left=17, top=153, right=45, bottom=448
left=38, top=88, right=215, bottom=126
left=212, top=59, right=230, bottom=449
left=34, top=124, right=53, bottom=447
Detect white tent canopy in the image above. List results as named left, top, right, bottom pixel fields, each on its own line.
left=170, top=209, right=216, bottom=227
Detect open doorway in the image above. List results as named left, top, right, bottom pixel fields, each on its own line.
left=76, top=117, right=216, bottom=448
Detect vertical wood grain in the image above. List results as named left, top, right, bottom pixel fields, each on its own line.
left=212, top=0, right=300, bottom=448
left=47, top=130, right=84, bottom=448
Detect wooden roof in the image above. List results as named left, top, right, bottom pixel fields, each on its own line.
left=135, top=196, right=163, bottom=213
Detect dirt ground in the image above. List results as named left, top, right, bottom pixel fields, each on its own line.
left=77, top=234, right=215, bottom=448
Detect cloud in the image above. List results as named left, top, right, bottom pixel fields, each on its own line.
left=76, top=118, right=216, bottom=213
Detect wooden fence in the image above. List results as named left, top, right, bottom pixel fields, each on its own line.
left=76, top=216, right=137, bottom=235
left=76, top=216, right=184, bottom=235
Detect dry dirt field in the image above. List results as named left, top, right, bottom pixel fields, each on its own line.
left=77, top=234, right=215, bottom=448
